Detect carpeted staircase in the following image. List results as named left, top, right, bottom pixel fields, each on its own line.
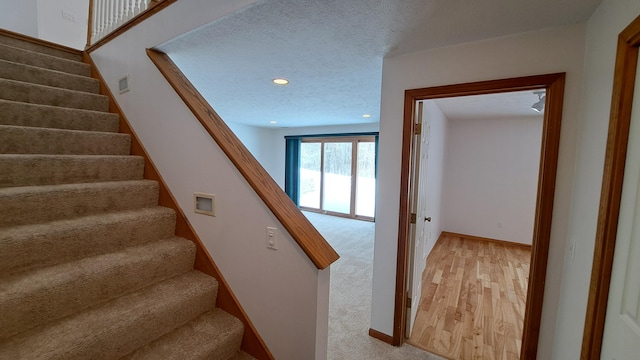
left=0, top=34, right=253, bottom=360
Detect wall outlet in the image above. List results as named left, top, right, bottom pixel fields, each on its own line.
left=266, top=227, right=277, bottom=250
left=497, top=222, right=502, bottom=229
left=62, top=10, right=75, bottom=22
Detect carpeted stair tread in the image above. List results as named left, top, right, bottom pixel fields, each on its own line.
left=0, top=78, right=108, bottom=111
left=0, top=125, right=131, bottom=155
left=0, top=154, right=144, bottom=187
left=0, top=58, right=100, bottom=93
left=121, top=309, right=244, bottom=360
left=0, top=237, right=197, bottom=340
left=0, top=180, right=159, bottom=227
left=0, top=207, right=177, bottom=274
left=0, top=99, right=120, bottom=132
left=232, top=351, right=257, bottom=360
left=0, top=34, right=83, bottom=62
left=0, top=271, right=218, bottom=360
left=0, top=43, right=89, bottom=76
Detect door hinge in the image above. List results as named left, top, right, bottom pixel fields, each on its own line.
left=410, top=213, right=417, bottom=224
left=406, top=294, right=412, bottom=309
left=414, top=123, right=422, bottom=135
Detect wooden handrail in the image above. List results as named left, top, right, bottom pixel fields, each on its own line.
left=146, top=49, right=339, bottom=270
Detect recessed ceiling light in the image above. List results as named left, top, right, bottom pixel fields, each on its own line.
left=273, top=78, right=289, bottom=85
left=362, top=114, right=372, bottom=118
left=270, top=121, right=277, bottom=124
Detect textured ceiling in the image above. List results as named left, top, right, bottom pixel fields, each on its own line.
left=157, top=0, right=601, bottom=128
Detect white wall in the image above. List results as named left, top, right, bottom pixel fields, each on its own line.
left=551, top=0, right=640, bottom=358
left=226, top=122, right=281, bottom=178
left=371, top=23, right=586, bottom=356
left=90, top=1, right=331, bottom=358
left=0, top=0, right=88, bottom=49
left=441, top=116, right=542, bottom=245
left=0, top=0, right=38, bottom=37
left=421, top=100, right=448, bottom=258
left=36, top=0, right=88, bottom=49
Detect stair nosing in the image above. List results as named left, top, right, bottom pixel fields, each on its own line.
left=0, top=77, right=107, bottom=98
left=0, top=36, right=83, bottom=61
left=0, top=42, right=89, bottom=69
left=0, top=179, right=157, bottom=195
left=0, top=58, right=99, bottom=92
left=0, top=123, right=130, bottom=137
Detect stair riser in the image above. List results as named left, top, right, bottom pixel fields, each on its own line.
left=0, top=239, right=197, bottom=340
left=0, top=100, right=119, bottom=132
left=0, top=34, right=83, bottom=62
left=0, top=43, right=89, bottom=76
left=0, top=126, right=131, bottom=155
left=0, top=272, right=218, bottom=360
left=0, top=59, right=100, bottom=93
left=0, top=208, right=177, bottom=274
left=0, top=181, right=159, bottom=227
left=0, top=155, right=145, bottom=188
left=0, top=79, right=108, bottom=111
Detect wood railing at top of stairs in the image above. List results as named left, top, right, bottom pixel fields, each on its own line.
left=86, top=0, right=175, bottom=52
left=147, top=48, right=340, bottom=270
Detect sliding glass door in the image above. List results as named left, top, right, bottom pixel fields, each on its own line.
left=299, top=136, right=375, bottom=220
left=356, top=141, right=376, bottom=217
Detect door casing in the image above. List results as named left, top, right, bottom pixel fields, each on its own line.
left=392, top=73, right=566, bottom=360
left=581, top=14, right=640, bottom=360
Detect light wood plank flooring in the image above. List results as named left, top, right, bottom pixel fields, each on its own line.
left=407, top=232, right=531, bottom=360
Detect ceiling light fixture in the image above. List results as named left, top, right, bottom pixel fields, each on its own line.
left=531, top=91, right=546, bottom=113
left=362, top=114, right=372, bottom=118
left=272, top=78, right=289, bottom=85
left=270, top=120, right=277, bottom=124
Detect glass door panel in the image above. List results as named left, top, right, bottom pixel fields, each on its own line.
left=299, top=142, right=321, bottom=209
left=356, top=141, right=376, bottom=217
left=322, top=142, right=352, bottom=214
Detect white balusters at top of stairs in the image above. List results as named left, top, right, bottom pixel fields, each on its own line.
left=89, top=0, right=152, bottom=45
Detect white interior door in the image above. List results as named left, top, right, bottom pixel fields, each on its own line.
left=406, top=101, right=430, bottom=337
left=600, top=56, right=640, bottom=359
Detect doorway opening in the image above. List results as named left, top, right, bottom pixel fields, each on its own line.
left=404, top=91, right=544, bottom=359
left=393, top=73, right=566, bottom=360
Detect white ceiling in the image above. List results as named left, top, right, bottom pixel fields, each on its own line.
left=157, top=0, right=600, bottom=128
left=432, top=90, right=546, bottom=121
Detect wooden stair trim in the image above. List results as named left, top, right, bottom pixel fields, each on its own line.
left=0, top=28, right=83, bottom=56
left=146, top=48, right=339, bottom=270
left=83, top=53, right=274, bottom=360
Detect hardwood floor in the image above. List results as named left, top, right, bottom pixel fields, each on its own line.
left=407, top=232, right=531, bottom=360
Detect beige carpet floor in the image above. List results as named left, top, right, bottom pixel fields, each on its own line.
left=303, top=211, right=445, bottom=360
